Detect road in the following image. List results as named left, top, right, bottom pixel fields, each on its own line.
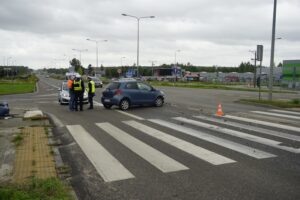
left=1, top=76, right=300, bottom=200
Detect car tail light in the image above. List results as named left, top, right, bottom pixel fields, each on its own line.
left=114, top=89, right=122, bottom=95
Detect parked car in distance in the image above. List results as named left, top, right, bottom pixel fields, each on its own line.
left=101, top=79, right=165, bottom=110
left=91, top=77, right=103, bottom=88
left=58, top=81, right=88, bottom=105
left=0, top=102, right=9, bottom=117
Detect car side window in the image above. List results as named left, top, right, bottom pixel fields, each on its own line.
left=125, top=82, right=138, bottom=89
left=137, top=82, right=152, bottom=91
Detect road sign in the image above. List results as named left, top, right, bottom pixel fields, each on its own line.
left=257, top=45, right=263, bottom=61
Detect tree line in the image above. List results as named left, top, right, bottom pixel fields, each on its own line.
left=0, top=66, right=31, bottom=78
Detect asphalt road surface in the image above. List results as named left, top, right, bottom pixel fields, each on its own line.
left=1, top=76, right=300, bottom=200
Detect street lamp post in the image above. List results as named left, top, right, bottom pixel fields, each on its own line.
left=72, top=48, right=88, bottom=66
left=87, top=38, right=108, bottom=68
left=174, top=50, right=181, bottom=66
left=269, top=0, right=277, bottom=101
left=249, top=50, right=257, bottom=88
left=149, top=60, right=157, bottom=76
left=121, top=57, right=126, bottom=66
left=122, top=13, right=155, bottom=77
left=7, top=57, right=12, bottom=66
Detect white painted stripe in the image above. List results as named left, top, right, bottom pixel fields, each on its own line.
left=96, top=122, right=188, bottom=172
left=66, top=125, right=134, bottom=182
left=115, top=110, right=145, bottom=120
left=194, top=115, right=300, bottom=142
left=270, top=109, right=300, bottom=116
left=124, top=120, right=235, bottom=165
left=251, top=111, right=300, bottom=120
left=94, top=101, right=103, bottom=107
left=174, top=117, right=280, bottom=145
left=175, top=117, right=300, bottom=153
left=224, top=115, right=300, bottom=133
left=149, top=119, right=276, bottom=159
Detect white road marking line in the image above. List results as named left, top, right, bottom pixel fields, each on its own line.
left=174, top=117, right=280, bottom=145
left=175, top=117, right=300, bottom=153
left=66, top=125, right=134, bottom=182
left=115, top=110, right=145, bottom=120
left=96, top=122, right=188, bottom=173
left=270, top=109, right=300, bottom=116
left=224, top=115, right=300, bottom=133
left=94, top=101, right=103, bottom=107
left=194, top=115, right=300, bottom=142
left=124, top=120, right=235, bottom=165
left=251, top=111, right=300, bottom=120
left=149, top=119, right=276, bottom=159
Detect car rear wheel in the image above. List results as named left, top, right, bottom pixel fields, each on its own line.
left=154, top=97, right=164, bottom=107
left=103, top=104, right=112, bottom=109
left=119, top=99, right=130, bottom=111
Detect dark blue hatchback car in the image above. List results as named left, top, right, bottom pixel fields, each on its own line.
left=101, top=79, right=165, bottom=110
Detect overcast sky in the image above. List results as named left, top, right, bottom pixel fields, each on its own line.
left=0, top=0, right=299, bottom=69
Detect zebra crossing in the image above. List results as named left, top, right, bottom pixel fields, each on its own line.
left=66, top=109, right=300, bottom=183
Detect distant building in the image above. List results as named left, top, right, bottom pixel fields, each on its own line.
left=282, top=60, right=300, bottom=89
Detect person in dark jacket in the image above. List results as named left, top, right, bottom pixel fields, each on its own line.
left=87, top=76, right=96, bottom=109
left=72, top=75, right=85, bottom=111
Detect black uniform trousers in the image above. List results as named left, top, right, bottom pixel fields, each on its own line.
left=74, top=91, right=83, bottom=111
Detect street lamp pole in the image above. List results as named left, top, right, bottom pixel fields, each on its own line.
left=269, top=0, right=277, bottom=101
left=87, top=38, right=108, bottom=68
left=7, top=57, right=12, bottom=66
left=174, top=50, right=180, bottom=66
left=121, top=57, right=126, bottom=66
left=249, top=50, right=257, bottom=88
left=72, top=48, right=88, bottom=66
left=122, top=13, right=155, bottom=77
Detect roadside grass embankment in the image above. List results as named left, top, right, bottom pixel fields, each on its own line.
left=0, top=75, right=38, bottom=95
left=238, top=98, right=300, bottom=108
left=148, top=81, right=294, bottom=94
left=0, top=177, right=73, bottom=200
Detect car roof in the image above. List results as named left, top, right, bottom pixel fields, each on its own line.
left=114, top=78, right=138, bottom=83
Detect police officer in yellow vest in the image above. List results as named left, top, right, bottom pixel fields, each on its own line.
left=87, top=76, right=96, bottom=109
left=72, top=75, right=85, bottom=111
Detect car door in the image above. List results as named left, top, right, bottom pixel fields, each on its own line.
left=137, top=82, right=156, bottom=104
left=124, top=82, right=140, bottom=105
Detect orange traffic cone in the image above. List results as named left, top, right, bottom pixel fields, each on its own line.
left=216, top=103, right=224, bottom=116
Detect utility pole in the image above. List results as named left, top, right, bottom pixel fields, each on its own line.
left=269, top=0, right=277, bottom=101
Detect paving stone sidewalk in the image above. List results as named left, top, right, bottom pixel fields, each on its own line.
left=0, top=109, right=57, bottom=184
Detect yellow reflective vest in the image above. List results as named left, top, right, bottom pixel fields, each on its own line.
left=73, top=80, right=82, bottom=91
left=87, top=80, right=95, bottom=93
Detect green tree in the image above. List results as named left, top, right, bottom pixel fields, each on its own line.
left=87, top=64, right=94, bottom=75
left=70, top=58, right=84, bottom=75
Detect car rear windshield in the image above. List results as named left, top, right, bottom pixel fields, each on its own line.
left=107, top=82, right=120, bottom=90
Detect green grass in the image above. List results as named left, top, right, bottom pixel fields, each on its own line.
left=0, top=82, right=36, bottom=95
left=12, top=133, right=23, bottom=146
left=0, top=177, right=73, bottom=200
left=148, top=81, right=293, bottom=93
left=239, top=98, right=300, bottom=108
left=0, top=75, right=38, bottom=95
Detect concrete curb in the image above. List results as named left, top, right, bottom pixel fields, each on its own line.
left=45, top=113, right=79, bottom=200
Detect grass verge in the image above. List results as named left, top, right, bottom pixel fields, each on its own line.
left=148, top=81, right=294, bottom=93
left=0, top=177, right=73, bottom=200
left=12, top=133, right=23, bottom=146
left=0, top=75, right=38, bottom=95
left=239, top=98, right=300, bottom=108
